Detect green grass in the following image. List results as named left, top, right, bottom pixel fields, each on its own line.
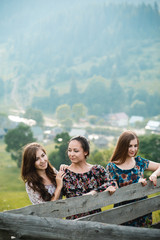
left=0, top=167, right=24, bottom=192
left=0, top=143, right=24, bottom=192
left=0, top=142, right=31, bottom=211
left=0, top=192, right=31, bottom=212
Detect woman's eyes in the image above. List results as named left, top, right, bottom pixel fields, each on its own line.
left=36, top=153, right=45, bottom=160
left=68, top=149, right=79, bottom=152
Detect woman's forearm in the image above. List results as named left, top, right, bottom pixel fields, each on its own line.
left=51, top=186, right=62, bottom=201
left=150, top=165, right=160, bottom=178
left=149, top=164, right=160, bottom=186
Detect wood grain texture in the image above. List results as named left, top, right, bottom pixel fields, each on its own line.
left=77, top=195, right=160, bottom=224
left=0, top=212, right=160, bottom=240
left=4, top=179, right=160, bottom=219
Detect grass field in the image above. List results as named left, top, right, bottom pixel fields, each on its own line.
left=0, top=142, right=31, bottom=211
left=0, top=141, right=159, bottom=224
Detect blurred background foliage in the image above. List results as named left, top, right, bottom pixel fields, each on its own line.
left=0, top=0, right=160, bottom=118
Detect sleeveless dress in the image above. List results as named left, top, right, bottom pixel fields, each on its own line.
left=106, top=156, right=152, bottom=227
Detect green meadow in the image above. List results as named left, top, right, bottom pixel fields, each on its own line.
left=0, top=141, right=159, bottom=224
left=0, top=142, right=31, bottom=211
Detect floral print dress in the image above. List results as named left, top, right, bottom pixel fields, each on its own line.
left=106, top=156, right=152, bottom=227
left=62, top=165, right=116, bottom=219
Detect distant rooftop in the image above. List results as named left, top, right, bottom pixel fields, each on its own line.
left=8, top=115, right=36, bottom=126
left=145, top=120, right=160, bottom=131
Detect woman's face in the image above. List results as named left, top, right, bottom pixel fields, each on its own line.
left=34, top=148, right=48, bottom=171
left=127, top=138, right=138, bottom=158
left=68, top=140, right=87, bottom=164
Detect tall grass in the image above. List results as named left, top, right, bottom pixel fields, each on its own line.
left=0, top=192, right=30, bottom=212
left=0, top=142, right=31, bottom=210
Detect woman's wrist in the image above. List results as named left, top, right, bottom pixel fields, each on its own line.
left=151, top=173, right=157, bottom=177
left=56, top=185, right=63, bottom=190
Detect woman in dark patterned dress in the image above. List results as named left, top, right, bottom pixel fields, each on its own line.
left=106, top=130, right=160, bottom=227
left=62, top=135, right=117, bottom=219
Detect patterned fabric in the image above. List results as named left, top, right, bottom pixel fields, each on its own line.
left=25, top=182, right=56, bottom=205
left=106, top=156, right=152, bottom=227
left=62, top=165, right=116, bottom=219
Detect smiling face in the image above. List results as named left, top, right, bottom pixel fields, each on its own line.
left=127, top=138, right=138, bottom=158
left=68, top=140, right=88, bottom=164
left=34, top=148, right=48, bottom=171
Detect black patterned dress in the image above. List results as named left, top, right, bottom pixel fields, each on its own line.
left=62, top=165, right=116, bottom=219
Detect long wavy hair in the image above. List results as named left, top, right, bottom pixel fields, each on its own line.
left=21, top=142, right=57, bottom=201
left=110, top=130, right=139, bottom=164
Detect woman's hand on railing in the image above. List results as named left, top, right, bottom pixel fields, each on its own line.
left=83, top=190, right=97, bottom=196
left=104, top=186, right=116, bottom=195
left=138, top=178, right=147, bottom=186
left=149, top=174, right=157, bottom=186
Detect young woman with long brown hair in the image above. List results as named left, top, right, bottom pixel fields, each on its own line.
left=21, top=142, right=65, bottom=204
left=106, top=130, right=160, bottom=227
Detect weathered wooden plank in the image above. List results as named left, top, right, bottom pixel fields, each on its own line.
left=4, top=179, right=160, bottom=219
left=77, top=195, right=160, bottom=224
left=0, top=212, right=160, bottom=240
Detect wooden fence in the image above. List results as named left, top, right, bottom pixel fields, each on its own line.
left=0, top=178, right=160, bottom=240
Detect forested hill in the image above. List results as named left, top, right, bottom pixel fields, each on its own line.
left=0, top=0, right=160, bottom=118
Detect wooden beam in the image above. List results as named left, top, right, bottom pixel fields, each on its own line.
left=4, top=179, right=160, bottom=219
left=77, top=195, right=160, bottom=224
left=0, top=212, right=160, bottom=240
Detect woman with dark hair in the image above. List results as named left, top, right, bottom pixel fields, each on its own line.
left=21, top=142, right=65, bottom=204
left=62, top=135, right=117, bottom=219
left=106, top=130, right=160, bottom=227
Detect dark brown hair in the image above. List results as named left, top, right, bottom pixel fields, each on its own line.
left=68, top=136, right=90, bottom=158
left=110, top=130, right=139, bottom=164
left=21, top=142, right=56, bottom=201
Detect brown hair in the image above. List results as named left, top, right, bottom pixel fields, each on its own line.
left=21, top=142, right=56, bottom=201
left=110, top=130, right=139, bottom=164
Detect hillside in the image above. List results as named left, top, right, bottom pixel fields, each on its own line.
left=0, top=0, right=160, bottom=117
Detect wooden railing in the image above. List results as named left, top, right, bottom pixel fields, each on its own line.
left=0, top=179, right=160, bottom=240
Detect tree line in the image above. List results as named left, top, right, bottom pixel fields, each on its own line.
left=4, top=124, right=160, bottom=169
left=32, top=79, right=160, bottom=118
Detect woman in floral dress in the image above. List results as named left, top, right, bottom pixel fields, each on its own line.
left=62, top=135, right=117, bottom=219
left=106, top=130, right=160, bottom=227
